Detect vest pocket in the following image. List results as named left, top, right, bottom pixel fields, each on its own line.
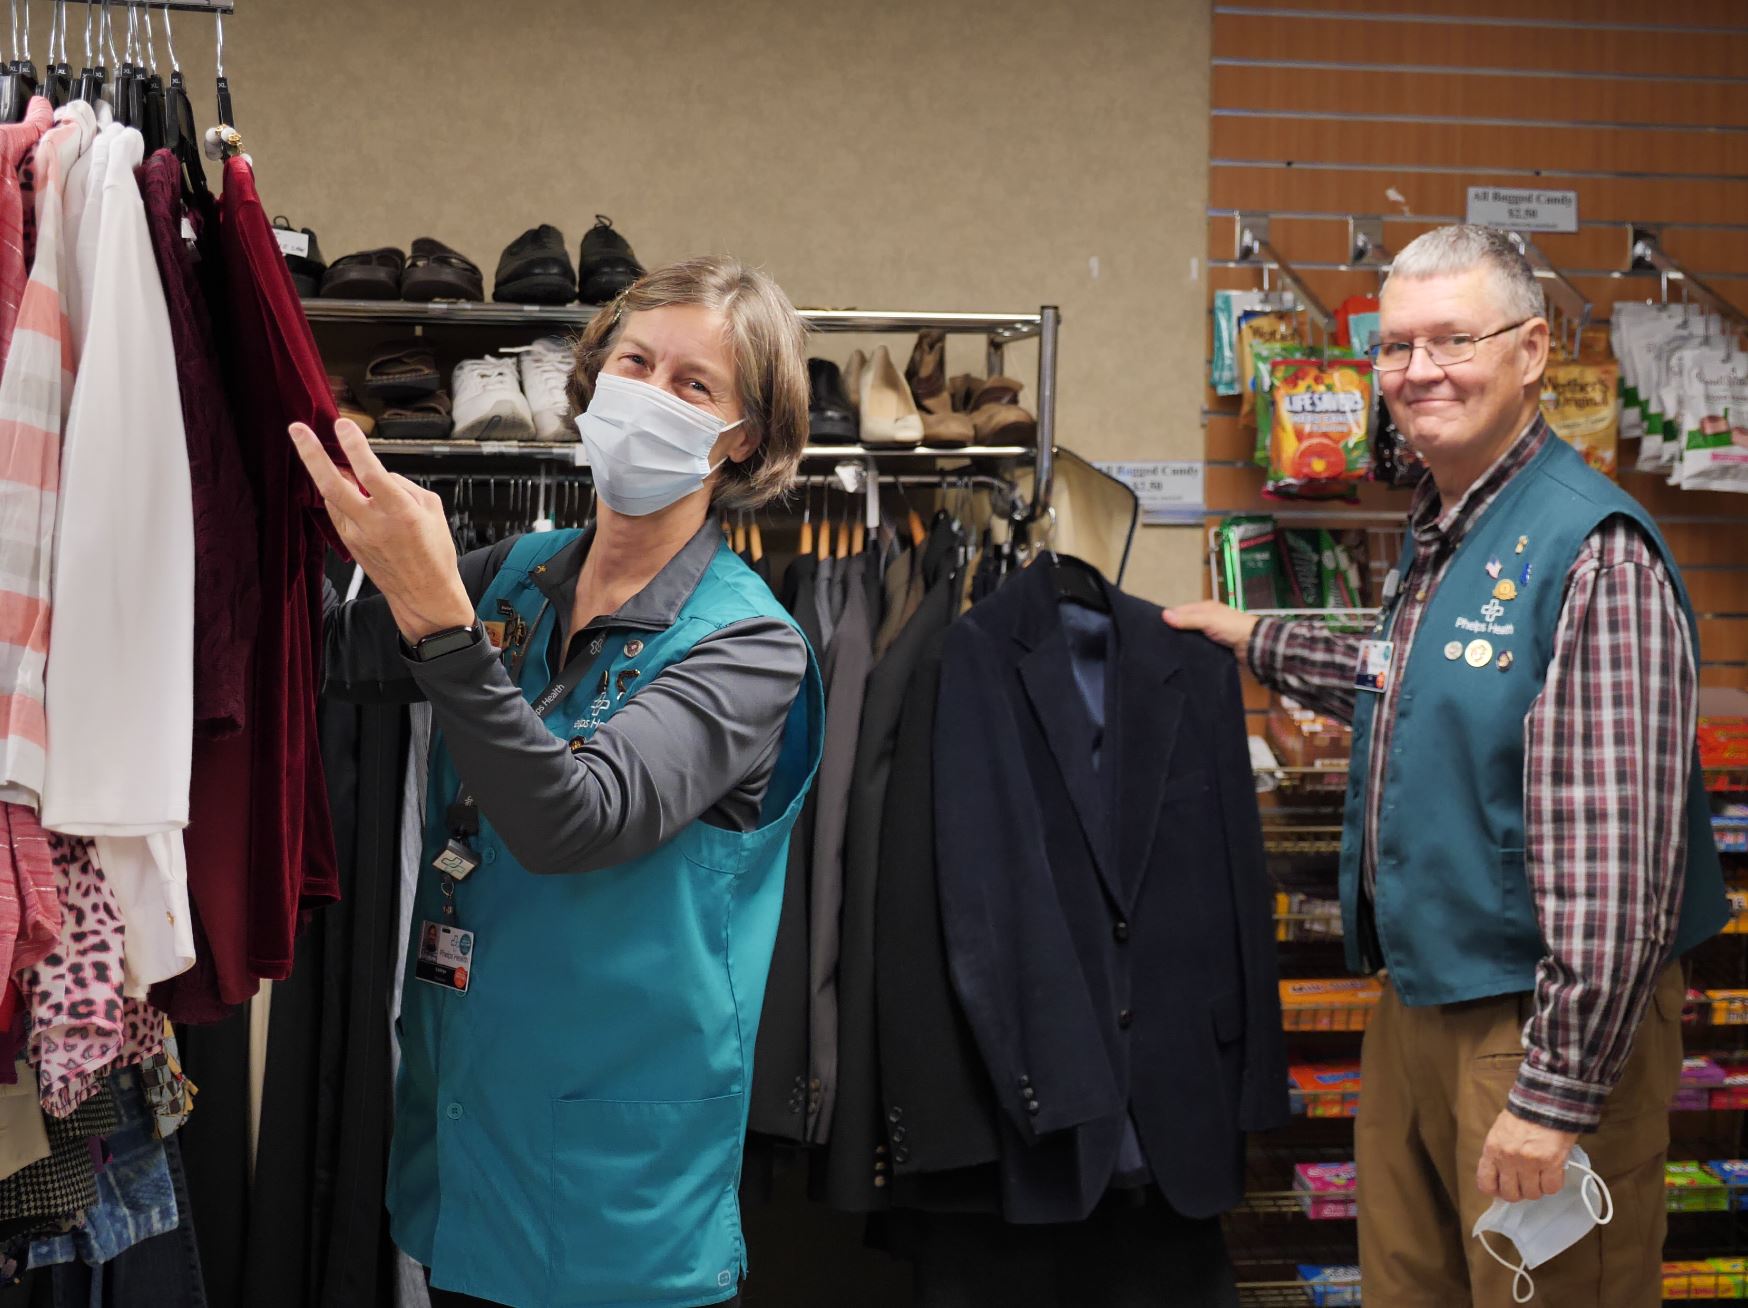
left=547, top=1093, right=744, bottom=1304
left=1494, top=847, right=1541, bottom=972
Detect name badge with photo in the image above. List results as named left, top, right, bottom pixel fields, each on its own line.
left=416, top=920, right=476, bottom=994
left=1353, top=640, right=1394, bottom=694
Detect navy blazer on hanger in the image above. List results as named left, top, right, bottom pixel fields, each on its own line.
left=932, top=557, right=1287, bottom=1224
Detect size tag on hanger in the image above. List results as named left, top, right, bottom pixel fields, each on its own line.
left=1354, top=640, right=1393, bottom=694
left=273, top=227, right=310, bottom=259
left=415, top=921, right=475, bottom=994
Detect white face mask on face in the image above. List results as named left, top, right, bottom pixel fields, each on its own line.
left=574, top=373, right=744, bottom=517
left=1471, top=1144, right=1613, bottom=1304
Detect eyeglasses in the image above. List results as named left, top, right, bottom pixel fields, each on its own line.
left=1368, top=320, right=1530, bottom=372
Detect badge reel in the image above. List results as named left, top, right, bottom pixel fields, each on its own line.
left=418, top=796, right=482, bottom=994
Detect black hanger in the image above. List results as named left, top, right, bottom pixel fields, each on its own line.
left=1047, top=551, right=1109, bottom=612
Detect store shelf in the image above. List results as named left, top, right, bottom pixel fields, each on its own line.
left=1237, top=1283, right=1359, bottom=1307
left=303, top=299, right=1044, bottom=339
left=366, top=440, right=1037, bottom=463
left=1264, top=827, right=1346, bottom=857
left=1239, top=1183, right=1748, bottom=1220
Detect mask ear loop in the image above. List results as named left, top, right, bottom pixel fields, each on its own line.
left=1575, top=1165, right=1614, bottom=1226
left=1476, top=1231, right=1536, bottom=1305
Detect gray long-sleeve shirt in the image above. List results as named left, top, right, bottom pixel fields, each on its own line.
left=323, top=522, right=808, bottom=876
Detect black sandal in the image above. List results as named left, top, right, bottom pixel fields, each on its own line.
left=402, top=237, right=484, bottom=303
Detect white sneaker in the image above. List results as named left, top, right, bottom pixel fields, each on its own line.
left=452, top=356, right=535, bottom=441
left=520, top=336, right=576, bottom=442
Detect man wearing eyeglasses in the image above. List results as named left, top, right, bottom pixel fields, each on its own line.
left=1168, top=225, right=1725, bottom=1306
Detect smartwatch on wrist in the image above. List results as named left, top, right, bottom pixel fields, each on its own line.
left=404, top=622, right=484, bottom=662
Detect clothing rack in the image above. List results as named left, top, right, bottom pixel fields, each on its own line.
left=1630, top=226, right=1748, bottom=335
left=305, top=299, right=1058, bottom=523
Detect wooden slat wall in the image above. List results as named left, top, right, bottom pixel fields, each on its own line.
left=1204, top=0, right=1748, bottom=724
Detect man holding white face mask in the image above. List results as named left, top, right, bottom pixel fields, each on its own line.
left=1167, top=226, right=1727, bottom=1305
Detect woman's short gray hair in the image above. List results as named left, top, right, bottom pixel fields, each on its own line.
left=1385, top=225, right=1546, bottom=322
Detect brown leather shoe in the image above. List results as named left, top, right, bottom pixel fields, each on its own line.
left=905, top=330, right=951, bottom=416
left=948, top=373, right=981, bottom=414
left=363, top=341, right=442, bottom=401
left=922, top=411, right=974, bottom=447
left=327, top=375, right=375, bottom=436
left=969, top=376, right=1037, bottom=444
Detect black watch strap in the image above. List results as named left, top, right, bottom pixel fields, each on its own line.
left=405, top=622, right=484, bottom=662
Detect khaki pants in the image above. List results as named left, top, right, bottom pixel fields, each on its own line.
left=1355, top=964, right=1683, bottom=1307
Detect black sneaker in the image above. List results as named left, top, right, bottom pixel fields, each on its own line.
left=494, top=225, right=577, bottom=305
left=578, top=215, right=644, bottom=304
left=272, top=215, right=326, bottom=298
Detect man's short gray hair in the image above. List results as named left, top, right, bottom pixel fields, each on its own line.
left=1385, top=225, right=1546, bottom=322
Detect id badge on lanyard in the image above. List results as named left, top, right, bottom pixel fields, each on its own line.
left=1354, top=567, right=1403, bottom=695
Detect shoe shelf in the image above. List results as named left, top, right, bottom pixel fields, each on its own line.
left=308, top=300, right=1061, bottom=521
left=302, top=298, right=1045, bottom=339
left=362, top=439, right=1040, bottom=463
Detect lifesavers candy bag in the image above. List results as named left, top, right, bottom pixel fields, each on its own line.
left=1266, top=354, right=1374, bottom=500
left=1540, top=361, right=1621, bottom=479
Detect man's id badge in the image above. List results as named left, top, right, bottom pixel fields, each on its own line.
left=416, top=920, right=476, bottom=993
left=1354, top=639, right=1394, bottom=694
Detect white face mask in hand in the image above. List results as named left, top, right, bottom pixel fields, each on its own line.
left=575, top=373, right=744, bottom=517
left=1471, top=1144, right=1613, bottom=1304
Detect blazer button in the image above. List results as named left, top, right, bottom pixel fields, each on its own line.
left=1118, top=1009, right=1134, bottom=1030
left=1112, top=920, right=1130, bottom=944
left=888, top=1107, right=903, bottom=1124
left=895, top=1146, right=911, bottom=1165
left=1026, top=1101, right=1041, bottom=1116
left=1017, top=1075, right=1031, bottom=1089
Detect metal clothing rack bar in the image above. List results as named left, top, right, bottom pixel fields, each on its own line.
left=111, top=2, right=235, bottom=11
left=1629, top=226, right=1748, bottom=334
left=1233, top=213, right=1335, bottom=336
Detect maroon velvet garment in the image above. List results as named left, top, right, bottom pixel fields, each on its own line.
left=214, top=155, right=342, bottom=984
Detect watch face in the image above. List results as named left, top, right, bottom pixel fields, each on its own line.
left=418, top=625, right=480, bottom=660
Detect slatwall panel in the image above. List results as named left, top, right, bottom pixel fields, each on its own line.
left=1204, top=1, right=1748, bottom=725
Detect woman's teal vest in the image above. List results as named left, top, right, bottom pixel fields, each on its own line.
left=1340, top=435, right=1726, bottom=1006
left=388, top=530, right=824, bottom=1308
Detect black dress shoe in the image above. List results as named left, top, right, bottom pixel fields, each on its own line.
left=321, top=247, right=405, bottom=300
left=578, top=215, right=644, bottom=304
left=403, top=237, right=484, bottom=302
left=807, top=358, right=859, bottom=443
left=273, top=215, right=326, bottom=298
left=494, top=225, right=577, bottom=305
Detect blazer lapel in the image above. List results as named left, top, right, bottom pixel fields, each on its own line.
left=1018, top=626, right=1119, bottom=903
left=1110, top=604, right=1184, bottom=911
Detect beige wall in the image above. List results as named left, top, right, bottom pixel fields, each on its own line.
left=170, top=0, right=1211, bottom=602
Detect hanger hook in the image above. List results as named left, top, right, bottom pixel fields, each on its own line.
left=161, top=1, right=175, bottom=70
left=103, top=0, right=117, bottom=69
left=22, top=0, right=31, bottom=64
left=142, top=1, right=155, bottom=69
left=213, top=6, right=221, bottom=77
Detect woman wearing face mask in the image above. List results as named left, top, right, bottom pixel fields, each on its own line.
left=294, top=256, right=823, bottom=1308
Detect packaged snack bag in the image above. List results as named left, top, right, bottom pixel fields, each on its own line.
left=1217, top=515, right=1289, bottom=611
left=1237, top=311, right=1303, bottom=424
left=1334, top=294, right=1380, bottom=351
left=1667, top=1159, right=1729, bottom=1212
left=1249, top=341, right=1310, bottom=465
left=1675, top=349, right=1748, bottom=494
left=1297, top=1265, right=1362, bottom=1306
left=1212, top=289, right=1275, bottom=396
left=1267, top=354, right=1373, bottom=499
left=1294, top=1162, right=1358, bottom=1219
left=1540, top=361, right=1621, bottom=478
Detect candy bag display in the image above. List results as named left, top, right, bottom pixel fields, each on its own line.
left=1249, top=342, right=1312, bottom=466
left=1266, top=354, right=1373, bottom=500
left=1217, top=515, right=1290, bottom=611
left=1540, top=361, right=1621, bottom=478
left=1674, top=350, right=1748, bottom=493
left=1213, top=290, right=1279, bottom=395
left=1238, top=312, right=1304, bottom=424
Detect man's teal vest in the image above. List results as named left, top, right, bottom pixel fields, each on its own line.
left=1340, top=434, right=1727, bottom=1006
left=387, top=530, right=824, bottom=1308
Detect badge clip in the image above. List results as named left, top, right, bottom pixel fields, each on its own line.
left=433, top=839, right=480, bottom=881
